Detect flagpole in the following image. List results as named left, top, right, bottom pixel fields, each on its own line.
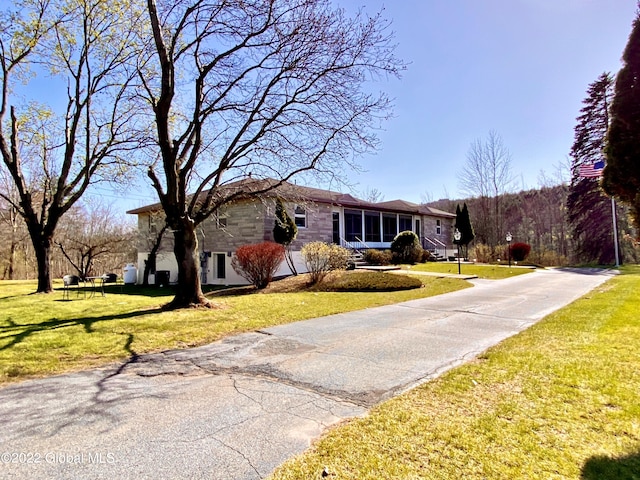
left=611, top=197, right=620, bottom=268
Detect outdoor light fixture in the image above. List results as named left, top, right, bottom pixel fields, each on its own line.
left=506, top=232, right=513, bottom=268
left=454, top=228, right=462, bottom=275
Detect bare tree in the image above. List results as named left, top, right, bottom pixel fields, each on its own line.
left=0, top=169, right=26, bottom=279
left=55, top=202, right=136, bottom=279
left=0, top=0, right=142, bottom=292
left=458, top=130, right=514, bottom=246
left=360, top=187, right=385, bottom=203
left=137, top=0, right=403, bottom=308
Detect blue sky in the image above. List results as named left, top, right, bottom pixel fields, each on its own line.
left=89, top=0, right=638, bottom=212
left=334, top=0, right=638, bottom=203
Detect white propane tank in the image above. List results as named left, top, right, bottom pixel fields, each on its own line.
left=123, top=263, right=138, bottom=284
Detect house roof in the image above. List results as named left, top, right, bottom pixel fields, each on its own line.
left=375, top=199, right=456, bottom=218
left=126, top=177, right=455, bottom=218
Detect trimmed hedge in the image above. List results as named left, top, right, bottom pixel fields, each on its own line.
left=363, top=249, right=392, bottom=265
left=322, top=271, right=423, bottom=292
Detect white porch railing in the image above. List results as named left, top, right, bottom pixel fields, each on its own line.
left=340, top=236, right=370, bottom=252
left=423, top=237, right=448, bottom=260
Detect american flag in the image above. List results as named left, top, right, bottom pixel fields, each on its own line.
left=579, top=160, right=605, bottom=178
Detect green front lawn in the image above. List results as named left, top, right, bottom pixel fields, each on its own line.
left=269, top=266, right=640, bottom=480
left=0, top=273, right=469, bottom=384
left=407, top=262, right=535, bottom=279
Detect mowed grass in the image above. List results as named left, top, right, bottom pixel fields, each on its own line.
left=407, top=262, right=535, bottom=279
left=269, top=266, right=640, bottom=480
left=0, top=273, right=468, bottom=384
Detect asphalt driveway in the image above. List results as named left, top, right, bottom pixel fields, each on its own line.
left=0, top=267, right=615, bottom=479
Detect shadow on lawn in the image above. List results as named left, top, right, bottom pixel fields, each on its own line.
left=55, top=283, right=233, bottom=298
left=581, top=450, right=640, bottom=480
left=0, top=308, right=163, bottom=354
left=55, top=284, right=174, bottom=298
left=0, top=331, right=168, bottom=439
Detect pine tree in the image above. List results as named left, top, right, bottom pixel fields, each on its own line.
left=603, top=8, right=640, bottom=232
left=567, top=73, right=619, bottom=263
left=454, top=203, right=475, bottom=259
left=273, top=198, right=298, bottom=275
left=460, top=203, right=475, bottom=259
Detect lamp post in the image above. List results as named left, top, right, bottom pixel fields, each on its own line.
left=506, top=232, right=512, bottom=268
left=454, top=228, right=462, bottom=275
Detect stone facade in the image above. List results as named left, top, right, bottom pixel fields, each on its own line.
left=129, top=180, right=456, bottom=286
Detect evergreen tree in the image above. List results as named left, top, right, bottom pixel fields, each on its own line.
left=460, top=203, right=475, bottom=259
left=454, top=203, right=475, bottom=259
left=272, top=198, right=298, bottom=275
left=567, top=73, right=619, bottom=264
left=603, top=7, right=640, bottom=232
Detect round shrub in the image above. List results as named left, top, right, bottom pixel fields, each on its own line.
left=509, top=242, right=531, bottom=262
left=390, top=230, right=423, bottom=264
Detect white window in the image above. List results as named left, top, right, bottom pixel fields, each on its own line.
left=213, top=210, right=228, bottom=229
left=148, top=215, right=157, bottom=234
left=294, top=205, right=306, bottom=228
left=436, top=219, right=441, bottom=235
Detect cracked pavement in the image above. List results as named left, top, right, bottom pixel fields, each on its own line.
left=0, top=268, right=614, bottom=479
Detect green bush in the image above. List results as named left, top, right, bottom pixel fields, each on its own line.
left=301, top=242, right=350, bottom=284
left=322, top=272, right=423, bottom=291
left=363, top=249, right=392, bottom=265
left=390, top=231, right=423, bottom=264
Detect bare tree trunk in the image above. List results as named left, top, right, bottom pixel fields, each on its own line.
left=143, top=223, right=167, bottom=286
left=165, top=220, right=210, bottom=309
left=8, top=240, right=16, bottom=280
left=34, top=236, right=53, bottom=293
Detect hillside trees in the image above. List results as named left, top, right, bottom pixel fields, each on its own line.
left=137, top=0, right=402, bottom=308
left=0, top=171, right=27, bottom=279
left=429, top=185, right=571, bottom=264
left=0, top=0, right=142, bottom=292
left=603, top=8, right=640, bottom=233
left=458, top=130, right=514, bottom=246
left=55, top=203, right=136, bottom=279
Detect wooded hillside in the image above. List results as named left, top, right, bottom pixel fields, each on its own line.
left=428, top=184, right=638, bottom=266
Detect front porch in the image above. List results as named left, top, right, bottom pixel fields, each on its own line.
left=331, top=207, right=453, bottom=260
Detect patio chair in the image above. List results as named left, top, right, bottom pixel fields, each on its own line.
left=99, top=273, right=121, bottom=295
left=62, top=275, right=85, bottom=300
